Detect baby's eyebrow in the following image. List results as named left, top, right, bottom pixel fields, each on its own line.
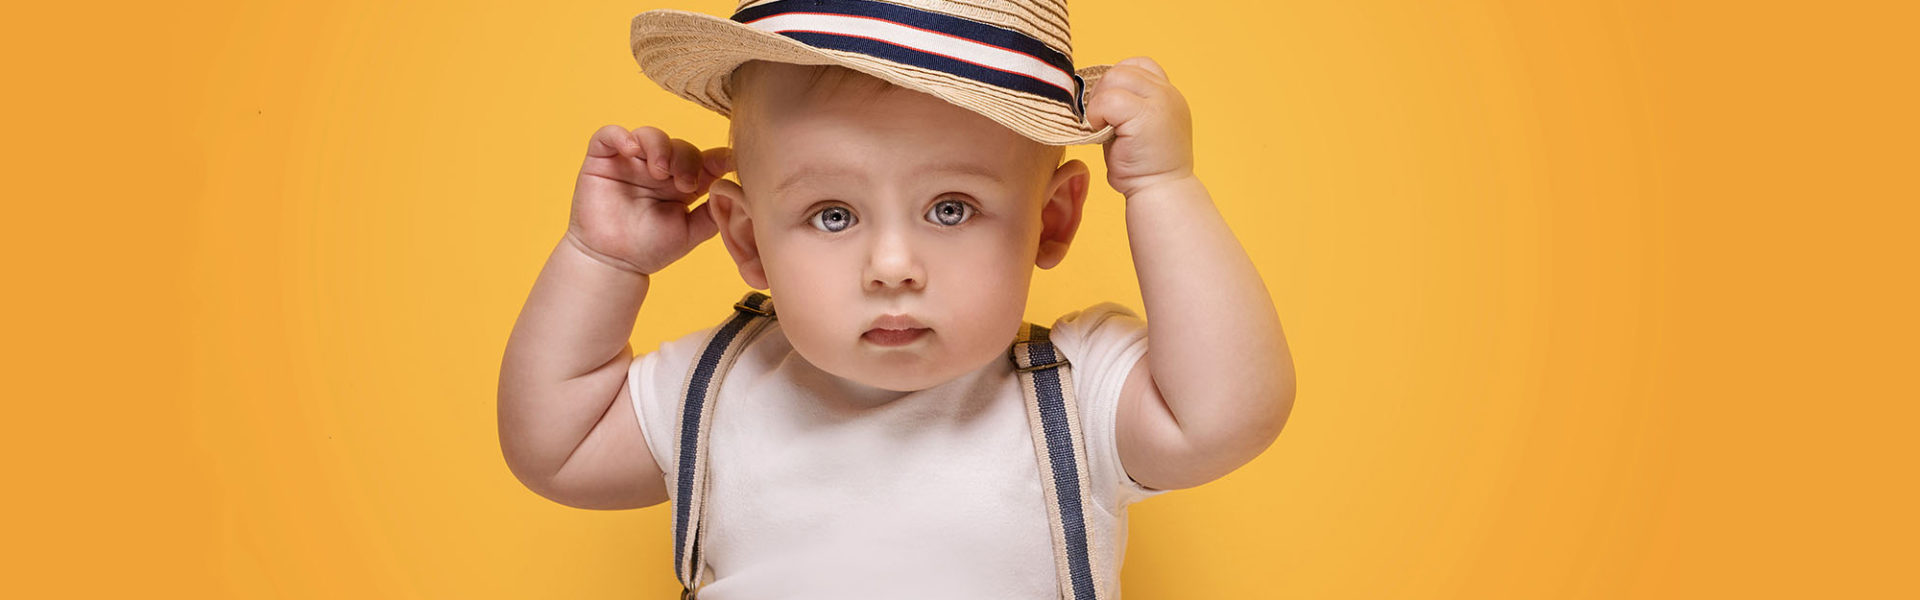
left=772, top=164, right=861, bottom=198
left=771, top=162, right=1004, bottom=198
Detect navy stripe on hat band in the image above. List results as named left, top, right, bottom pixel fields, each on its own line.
left=775, top=31, right=1077, bottom=106
left=733, top=0, right=1075, bottom=75
left=732, top=0, right=1085, bottom=115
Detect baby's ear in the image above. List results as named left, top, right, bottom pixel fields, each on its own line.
left=1035, top=159, right=1091, bottom=270
left=706, top=179, right=769, bottom=289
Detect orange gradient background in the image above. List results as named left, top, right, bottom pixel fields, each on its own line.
left=3, top=1, right=1914, bottom=597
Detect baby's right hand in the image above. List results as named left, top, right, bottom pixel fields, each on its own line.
left=565, top=125, right=733, bottom=275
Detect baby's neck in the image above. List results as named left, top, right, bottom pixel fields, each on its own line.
left=793, top=352, right=1001, bottom=410
left=816, top=370, right=912, bottom=409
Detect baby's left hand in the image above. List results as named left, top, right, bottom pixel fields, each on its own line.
left=1085, top=57, right=1196, bottom=198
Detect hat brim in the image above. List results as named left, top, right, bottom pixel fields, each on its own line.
left=630, top=9, right=1115, bottom=146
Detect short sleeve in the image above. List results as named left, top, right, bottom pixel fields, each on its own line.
left=1048, top=303, right=1171, bottom=511
left=626, top=325, right=717, bottom=478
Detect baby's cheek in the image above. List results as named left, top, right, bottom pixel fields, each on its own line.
left=942, top=257, right=1032, bottom=336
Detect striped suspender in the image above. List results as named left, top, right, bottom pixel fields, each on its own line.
left=672, top=292, right=776, bottom=599
left=1010, top=322, right=1107, bottom=600
left=670, top=297, right=1103, bottom=600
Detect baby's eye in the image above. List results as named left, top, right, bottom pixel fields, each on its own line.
left=925, top=199, right=972, bottom=227
left=809, top=205, right=857, bottom=233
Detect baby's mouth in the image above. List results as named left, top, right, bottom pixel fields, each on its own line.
left=862, top=327, right=930, bottom=347
left=863, top=313, right=929, bottom=347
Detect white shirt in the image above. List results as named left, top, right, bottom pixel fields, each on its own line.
left=627, top=302, right=1169, bottom=599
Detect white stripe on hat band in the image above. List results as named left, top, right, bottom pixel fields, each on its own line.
left=740, top=12, right=1076, bottom=95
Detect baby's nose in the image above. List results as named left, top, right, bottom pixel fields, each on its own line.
left=864, top=232, right=925, bottom=291
left=867, top=272, right=919, bottom=291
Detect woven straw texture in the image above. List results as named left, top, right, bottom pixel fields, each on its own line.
left=631, top=1, right=1115, bottom=145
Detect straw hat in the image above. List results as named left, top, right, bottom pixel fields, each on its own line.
left=630, top=0, right=1115, bottom=146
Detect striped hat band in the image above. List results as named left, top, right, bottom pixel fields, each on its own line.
left=630, top=0, right=1116, bottom=146
left=730, top=0, right=1087, bottom=117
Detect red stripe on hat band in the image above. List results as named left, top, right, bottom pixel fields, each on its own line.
left=742, top=11, right=1073, bottom=90
left=761, top=27, right=1074, bottom=95
left=739, top=12, right=1078, bottom=95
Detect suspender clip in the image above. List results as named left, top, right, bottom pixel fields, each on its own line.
left=1013, top=356, right=1069, bottom=373
left=733, top=292, right=776, bottom=317
left=1009, top=324, right=1070, bottom=372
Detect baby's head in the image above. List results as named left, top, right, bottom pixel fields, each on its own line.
left=706, top=60, right=1092, bottom=392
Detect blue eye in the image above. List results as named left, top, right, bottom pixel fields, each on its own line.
left=925, top=199, right=972, bottom=226
left=810, top=205, right=856, bottom=232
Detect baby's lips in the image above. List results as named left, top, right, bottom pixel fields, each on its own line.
left=867, top=314, right=928, bottom=330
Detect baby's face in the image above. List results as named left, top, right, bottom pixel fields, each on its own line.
left=710, top=63, right=1084, bottom=392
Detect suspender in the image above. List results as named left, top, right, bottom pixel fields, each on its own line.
left=670, top=292, right=778, bottom=597
left=671, top=292, right=1106, bottom=600
left=1010, top=322, right=1106, bottom=600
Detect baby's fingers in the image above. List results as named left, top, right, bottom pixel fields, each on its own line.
left=685, top=201, right=719, bottom=244
left=666, top=137, right=703, bottom=194
left=1085, top=86, right=1150, bottom=131
left=1091, top=65, right=1166, bottom=107
left=586, top=125, right=641, bottom=159
left=1115, top=56, right=1171, bottom=83
left=671, top=148, right=737, bottom=200
left=701, top=147, right=735, bottom=180
left=629, top=126, right=675, bottom=181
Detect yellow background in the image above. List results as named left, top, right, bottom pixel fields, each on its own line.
left=4, top=0, right=1914, bottom=597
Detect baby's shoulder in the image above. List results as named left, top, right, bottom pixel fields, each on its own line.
left=624, top=318, right=790, bottom=473
left=1047, top=302, right=1147, bottom=364
left=637, top=317, right=791, bottom=379
left=1050, top=301, right=1142, bottom=331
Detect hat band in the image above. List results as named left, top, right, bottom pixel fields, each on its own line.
left=732, top=0, right=1086, bottom=117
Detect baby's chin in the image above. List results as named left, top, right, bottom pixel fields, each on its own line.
left=854, top=372, right=947, bottom=393
left=799, top=337, right=1001, bottom=393
left=838, top=354, right=971, bottom=393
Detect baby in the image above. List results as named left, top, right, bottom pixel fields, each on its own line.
left=500, top=1, right=1293, bottom=598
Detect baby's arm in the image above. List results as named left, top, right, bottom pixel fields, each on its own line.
left=498, top=125, right=729, bottom=509
left=1084, top=58, right=1297, bottom=491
